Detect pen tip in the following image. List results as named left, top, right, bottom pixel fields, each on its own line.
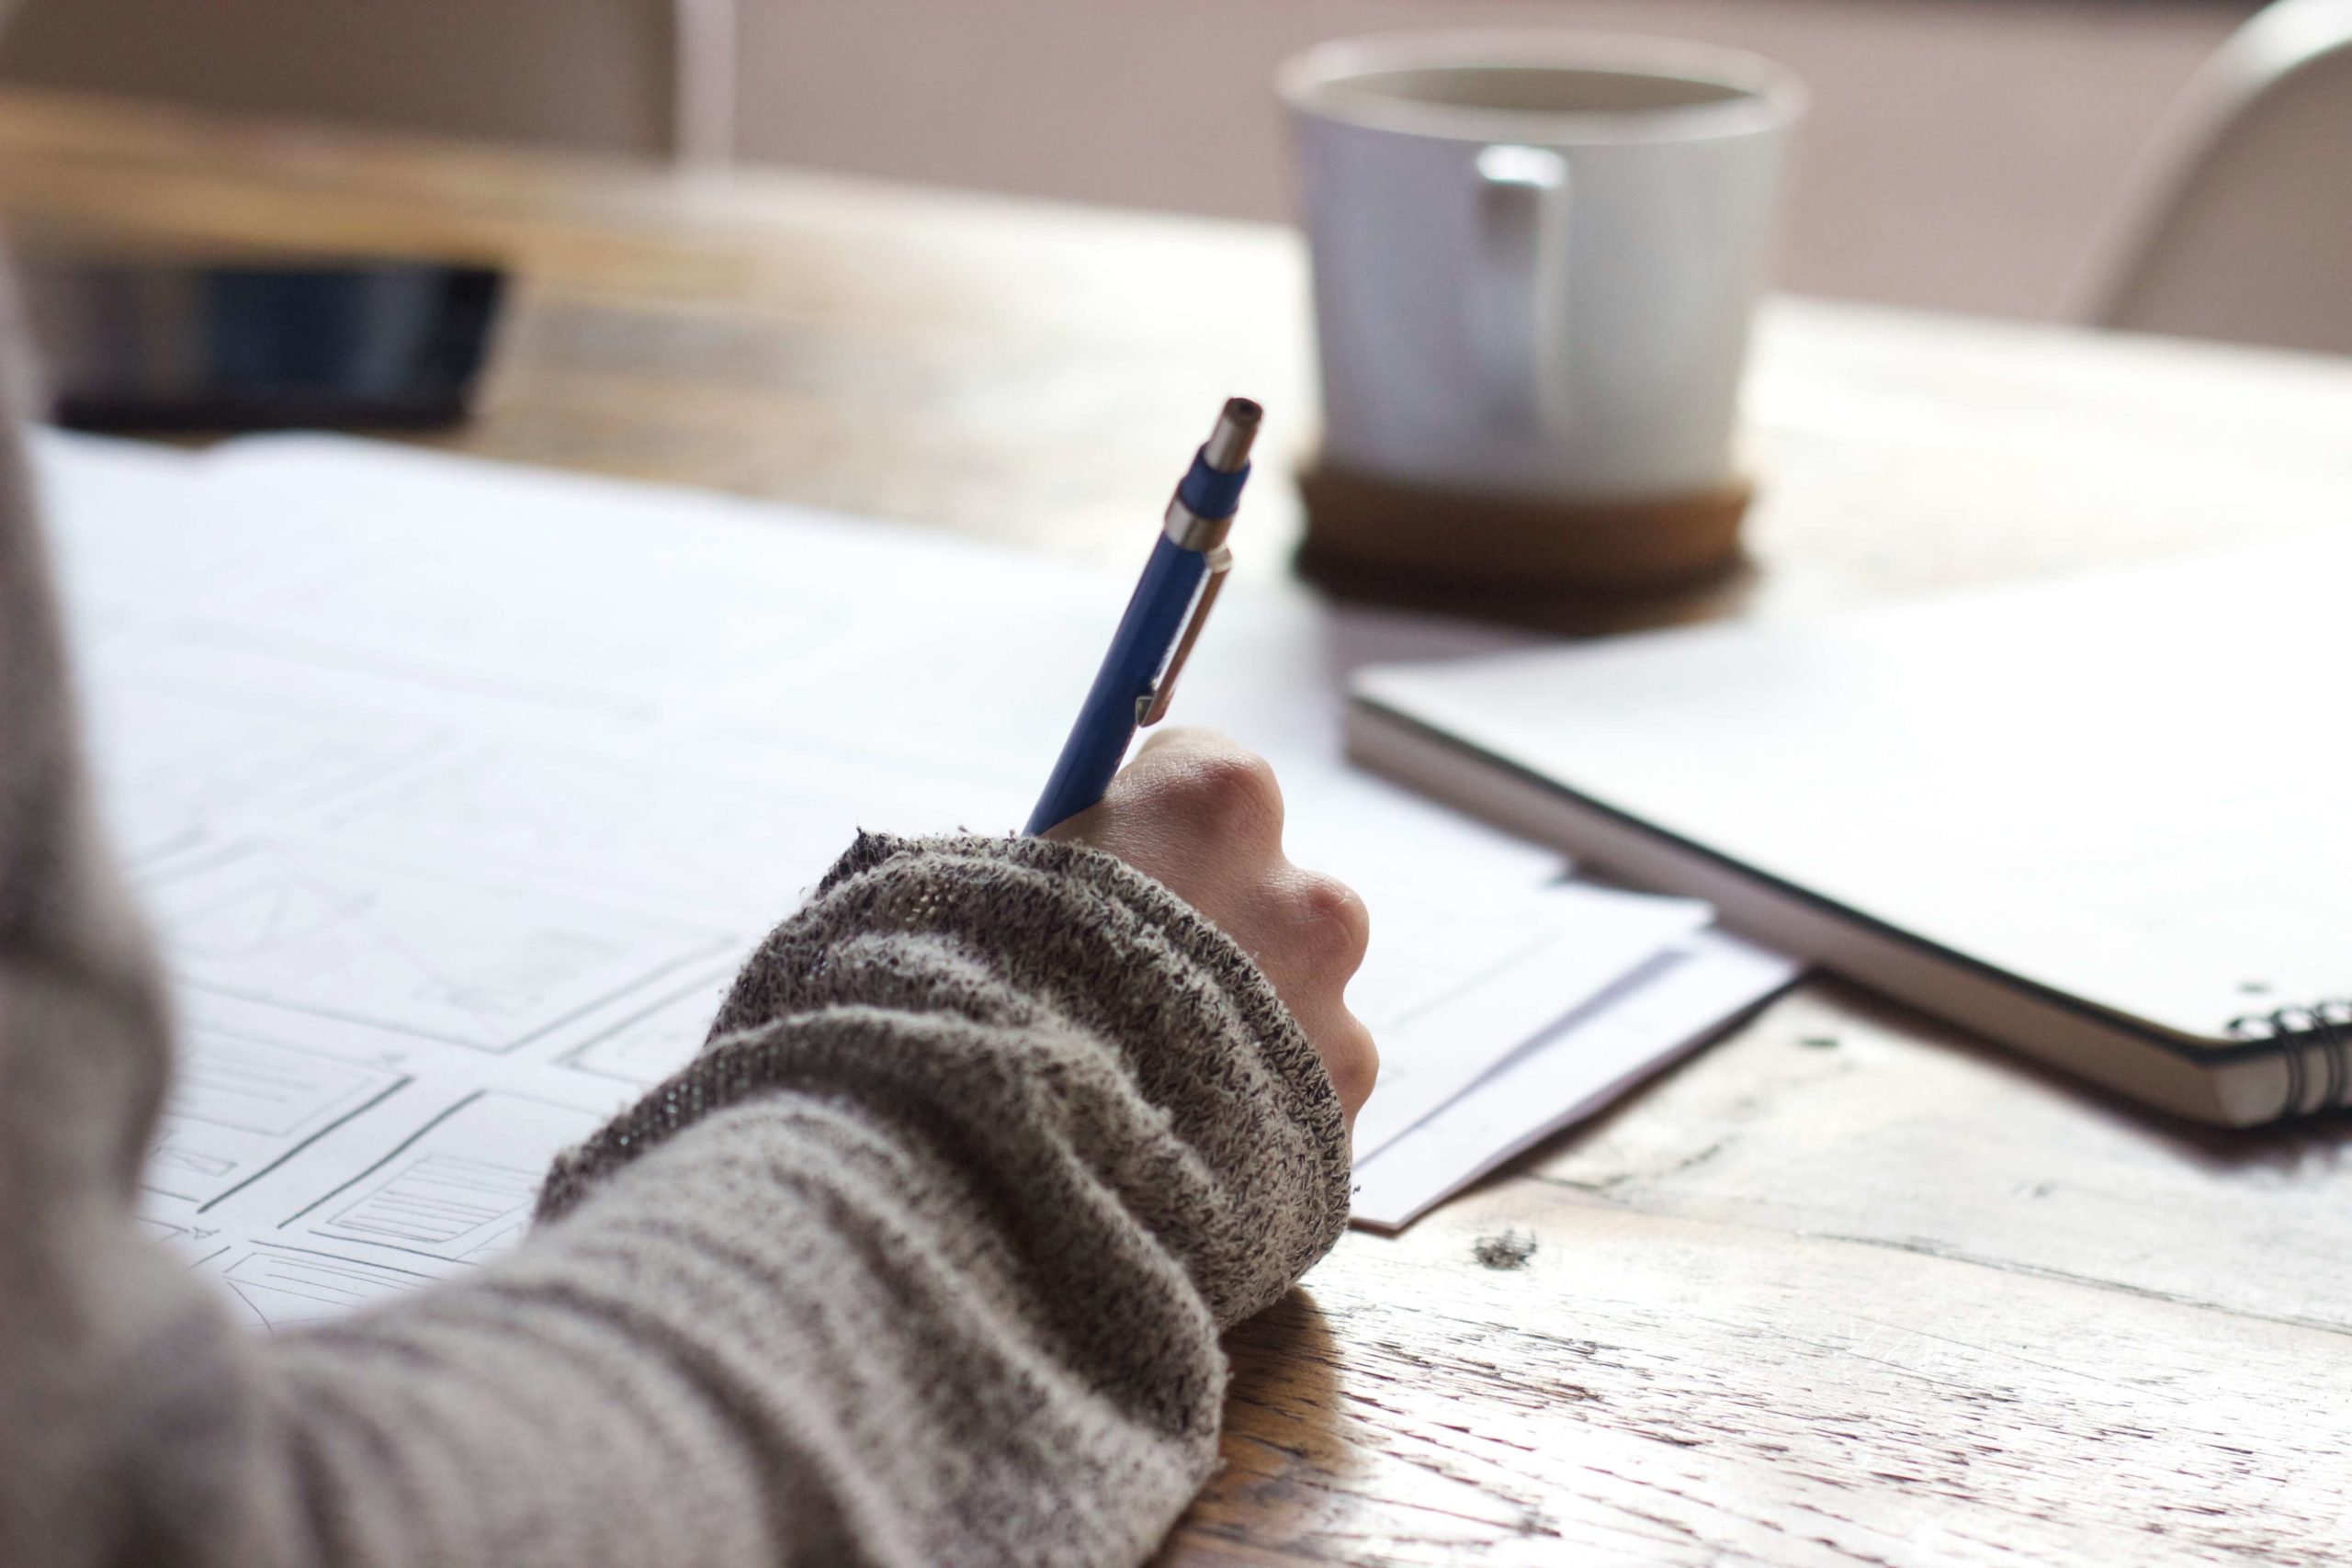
left=1204, top=398, right=1262, bottom=472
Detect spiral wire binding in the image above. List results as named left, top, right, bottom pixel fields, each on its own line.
left=2227, top=1000, right=2352, bottom=1116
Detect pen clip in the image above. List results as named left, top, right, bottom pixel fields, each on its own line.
left=1136, top=546, right=1231, bottom=727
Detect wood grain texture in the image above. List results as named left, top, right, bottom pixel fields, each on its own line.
left=3, top=89, right=2347, bottom=1567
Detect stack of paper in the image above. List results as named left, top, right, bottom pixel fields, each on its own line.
left=1349, top=931, right=1795, bottom=1228
left=37, top=432, right=1795, bottom=1320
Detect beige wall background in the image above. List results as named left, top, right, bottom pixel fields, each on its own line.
left=0, top=0, right=2255, bottom=321
left=729, top=0, right=2246, bottom=321
left=0, top=0, right=685, bottom=152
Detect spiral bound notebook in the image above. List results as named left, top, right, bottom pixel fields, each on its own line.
left=1350, top=526, right=2352, bottom=1127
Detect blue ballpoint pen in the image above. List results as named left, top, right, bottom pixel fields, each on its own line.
left=1023, top=397, right=1261, bottom=835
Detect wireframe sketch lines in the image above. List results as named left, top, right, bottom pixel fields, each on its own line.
left=324, top=1156, right=541, bottom=1250
left=220, top=1247, right=430, bottom=1330
left=78, top=677, right=446, bottom=863
left=170, top=1032, right=398, bottom=1134
left=144, top=844, right=729, bottom=1051
left=141, top=1030, right=407, bottom=1206
left=292, top=1091, right=608, bottom=1265
left=308, top=747, right=858, bottom=918
left=562, top=968, right=737, bottom=1086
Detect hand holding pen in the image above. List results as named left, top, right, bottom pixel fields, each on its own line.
left=1027, top=396, right=1378, bottom=1133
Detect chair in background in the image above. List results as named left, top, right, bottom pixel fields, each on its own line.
left=2084, top=0, right=2352, bottom=356
left=0, top=0, right=735, bottom=162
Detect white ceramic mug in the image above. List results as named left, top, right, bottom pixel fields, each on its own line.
left=1282, top=34, right=1803, bottom=502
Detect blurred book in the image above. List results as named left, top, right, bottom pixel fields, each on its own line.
left=1351, top=529, right=2352, bottom=1128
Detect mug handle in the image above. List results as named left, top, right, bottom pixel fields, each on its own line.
left=1470, top=144, right=1569, bottom=434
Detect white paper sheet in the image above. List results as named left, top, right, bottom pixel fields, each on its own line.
left=1350, top=931, right=1803, bottom=1231
left=1345, top=883, right=1712, bottom=1162
left=35, top=428, right=1775, bottom=1290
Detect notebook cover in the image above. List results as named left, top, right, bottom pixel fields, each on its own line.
left=1351, top=529, right=2352, bottom=1054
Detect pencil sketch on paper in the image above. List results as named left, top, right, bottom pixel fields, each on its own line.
left=561, top=969, right=738, bottom=1088
left=320, top=1156, right=541, bottom=1258
left=79, top=677, right=447, bottom=864
left=289, top=1091, right=609, bottom=1267
left=307, top=746, right=859, bottom=919
left=141, top=1029, right=408, bottom=1207
left=142, top=843, right=729, bottom=1053
left=219, top=1247, right=431, bottom=1330
left=134, top=1214, right=232, bottom=1269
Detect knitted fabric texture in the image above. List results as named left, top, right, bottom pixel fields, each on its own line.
left=0, top=404, right=1352, bottom=1565
left=540, top=829, right=1351, bottom=1329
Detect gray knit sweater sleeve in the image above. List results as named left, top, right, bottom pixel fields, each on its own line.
left=0, top=406, right=1351, bottom=1566
left=542, top=829, right=1351, bottom=1332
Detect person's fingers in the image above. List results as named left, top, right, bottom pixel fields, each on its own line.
left=1044, top=728, right=1279, bottom=840
left=1046, top=730, right=1284, bottom=916
left=1132, top=724, right=1227, bottom=760
left=1241, top=866, right=1376, bottom=1123
left=1036, top=729, right=1377, bottom=1125
left=1238, top=867, right=1368, bottom=995
left=1125, top=727, right=1284, bottom=852
left=1308, top=1007, right=1380, bottom=1122
left=1036, top=789, right=1115, bottom=847
left=1288, top=866, right=1372, bottom=981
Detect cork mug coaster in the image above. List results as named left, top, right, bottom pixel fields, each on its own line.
left=1296, top=455, right=1754, bottom=593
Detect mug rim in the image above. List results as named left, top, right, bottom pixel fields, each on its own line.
left=1278, top=31, right=1805, bottom=145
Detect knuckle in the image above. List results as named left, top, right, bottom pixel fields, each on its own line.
left=1291, top=872, right=1371, bottom=973
left=1173, top=749, right=1283, bottom=840
left=1326, top=1017, right=1379, bottom=1107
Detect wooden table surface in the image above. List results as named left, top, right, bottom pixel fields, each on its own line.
left=6, top=89, right=2351, bottom=1567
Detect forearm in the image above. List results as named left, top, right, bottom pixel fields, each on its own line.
left=7, top=834, right=1348, bottom=1568
left=273, top=834, right=1346, bottom=1567
left=274, top=1087, right=1215, bottom=1566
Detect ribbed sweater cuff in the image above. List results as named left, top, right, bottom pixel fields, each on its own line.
left=537, top=832, right=1351, bottom=1326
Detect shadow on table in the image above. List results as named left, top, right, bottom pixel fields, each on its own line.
left=1802, top=977, right=2352, bottom=1178
left=1458, top=973, right=2352, bottom=1213
left=1159, top=1289, right=1358, bottom=1563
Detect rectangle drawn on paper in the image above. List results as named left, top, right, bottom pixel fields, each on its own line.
left=146, top=844, right=727, bottom=1053
left=295, top=1091, right=609, bottom=1266
left=81, top=679, right=443, bottom=863
left=324, top=1156, right=541, bottom=1252
left=141, top=1030, right=406, bottom=1205
left=311, top=749, right=855, bottom=918
left=220, top=1247, right=430, bottom=1330
left=563, top=969, right=737, bottom=1087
